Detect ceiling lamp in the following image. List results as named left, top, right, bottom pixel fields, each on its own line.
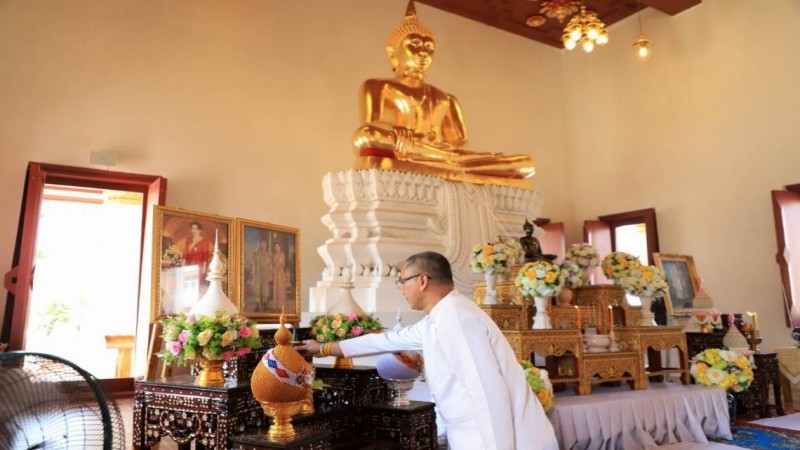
left=562, top=5, right=608, bottom=53
left=632, top=1, right=652, bottom=60
left=539, top=0, right=581, bottom=24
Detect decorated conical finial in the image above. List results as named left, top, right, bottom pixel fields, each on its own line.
left=206, top=230, right=224, bottom=282
left=190, top=229, right=238, bottom=316
left=274, top=310, right=292, bottom=345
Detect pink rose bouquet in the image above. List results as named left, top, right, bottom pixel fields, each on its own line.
left=158, top=311, right=262, bottom=365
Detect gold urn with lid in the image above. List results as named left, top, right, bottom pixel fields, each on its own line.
left=250, top=315, right=312, bottom=440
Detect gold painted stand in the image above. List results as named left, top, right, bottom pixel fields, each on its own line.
left=615, top=326, right=690, bottom=387
left=504, top=329, right=583, bottom=391
left=578, top=351, right=642, bottom=395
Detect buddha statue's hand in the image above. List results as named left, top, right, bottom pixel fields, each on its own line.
left=393, top=127, right=416, bottom=157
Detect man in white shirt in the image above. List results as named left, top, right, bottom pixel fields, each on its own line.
left=296, top=251, right=558, bottom=450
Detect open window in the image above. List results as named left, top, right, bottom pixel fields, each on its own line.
left=772, top=183, right=800, bottom=328
left=584, top=208, right=660, bottom=285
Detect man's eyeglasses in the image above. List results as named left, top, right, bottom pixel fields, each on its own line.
left=395, top=274, right=423, bottom=289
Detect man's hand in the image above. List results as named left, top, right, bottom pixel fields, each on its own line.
left=294, top=339, right=321, bottom=357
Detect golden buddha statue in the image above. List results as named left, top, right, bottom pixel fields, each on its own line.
left=352, top=1, right=536, bottom=189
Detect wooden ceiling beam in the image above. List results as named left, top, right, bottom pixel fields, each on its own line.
left=640, top=0, right=701, bottom=16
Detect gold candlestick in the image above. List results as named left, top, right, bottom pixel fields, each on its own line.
left=743, top=330, right=762, bottom=353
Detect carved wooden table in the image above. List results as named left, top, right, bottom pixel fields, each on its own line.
left=360, top=401, right=437, bottom=450
left=614, top=326, right=689, bottom=387
left=133, top=375, right=263, bottom=449
left=480, top=304, right=527, bottom=330
left=578, top=351, right=642, bottom=395
left=735, top=353, right=785, bottom=418
left=232, top=428, right=332, bottom=450
left=503, top=329, right=583, bottom=389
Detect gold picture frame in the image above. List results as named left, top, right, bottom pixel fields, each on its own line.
left=234, top=218, right=300, bottom=323
left=150, top=206, right=236, bottom=322
left=653, top=253, right=700, bottom=317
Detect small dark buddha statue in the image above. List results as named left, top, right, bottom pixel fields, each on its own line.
left=519, top=218, right=557, bottom=263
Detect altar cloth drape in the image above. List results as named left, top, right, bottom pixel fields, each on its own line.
left=548, top=383, right=732, bottom=449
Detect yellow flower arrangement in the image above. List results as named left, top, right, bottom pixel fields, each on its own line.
left=514, top=261, right=565, bottom=298
left=520, top=360, right=554, bottom=413
left=689, top=348, right=753, bottom=393
left=469, top=240, right=515, bottom=274
left=618, top=265, right=669, bottom=298
left=601, top=251, right=642, bottom=280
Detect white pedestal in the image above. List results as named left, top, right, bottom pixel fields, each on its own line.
left=307, top=169, right=542, bottom=364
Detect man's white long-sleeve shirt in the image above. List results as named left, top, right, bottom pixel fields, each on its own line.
left=339, top=290, right=558, bottom=450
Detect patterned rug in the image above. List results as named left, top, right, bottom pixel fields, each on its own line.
left=714, top=425, right=800, bottom=449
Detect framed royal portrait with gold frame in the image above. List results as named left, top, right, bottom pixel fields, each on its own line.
left=653, top=253, right=700, bottom=317
left=234, top=218, right=300, bottom=324
left=150, top=206, right=236, bottom=322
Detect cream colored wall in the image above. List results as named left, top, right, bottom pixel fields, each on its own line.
left=562, top=0, right=800, bottom=350
left=0, top=0, right=571, bottom=352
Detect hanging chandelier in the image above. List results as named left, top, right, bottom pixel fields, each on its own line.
left=562, top=5, right=609, bottom=53
left=632, top=0, right=652, bottom=60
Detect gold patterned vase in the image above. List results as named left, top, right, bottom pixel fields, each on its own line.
left=195, top=359, right=225, bottom=386
left=333, top=356, right=354, bottom=369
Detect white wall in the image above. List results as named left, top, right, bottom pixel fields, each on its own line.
left=562, top=0, right=800, bottom=349
left=0, top=1, right=570, bottom=346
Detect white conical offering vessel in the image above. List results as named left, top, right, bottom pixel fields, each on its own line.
left=190, top=232, right=238, bottom=316
left=326, top=266, right=363, bottom=316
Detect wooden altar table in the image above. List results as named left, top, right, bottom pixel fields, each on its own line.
left=503, top=329, right=583, bottom=388
left=133, top=375, right=262, bottom=449
left=615, top=326, right=690, bottom=386
left=549, top=383, right=732, bottom=449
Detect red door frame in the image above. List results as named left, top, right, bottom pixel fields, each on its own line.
left=2, top=162, right=166, bottom=353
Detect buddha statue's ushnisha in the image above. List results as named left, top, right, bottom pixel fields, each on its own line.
left=352, top=1, right=536, bottom=189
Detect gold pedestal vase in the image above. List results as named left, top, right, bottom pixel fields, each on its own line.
left=333, top=356, right=354, bottom=369
left=195, top=359, right=225, bottom=386
left=260, top=399, right=306, bottom=441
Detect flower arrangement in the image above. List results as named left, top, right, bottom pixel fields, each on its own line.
left=626, top=265, right=668, bottom=298
left=520, top=360, right=554, bottom=413
left=469, top=240, right=515, bottom=274
left=564, top=243, right=600, bottom=270
left=514, top=261, right=565, bottom=298
left=690, top=348, right=753, bottom=393
left=310, top=312, right=383, bottom=342
left=161, top=245, right=184, bottom=267
left=158, top=311, right=263, bottom=366
left=498, top=235, right=525, bottom=265
left=558, top=259, right=585, bottom=288
left=601, top=251, right=642, bottom=280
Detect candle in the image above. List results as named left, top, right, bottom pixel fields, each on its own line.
left=753, top=312, right=759, bottom=332
left=575, top=305, right=582, bottom=330
left=608, top=305, right=614, bottom=331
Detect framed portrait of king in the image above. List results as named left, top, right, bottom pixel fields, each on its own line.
left=234, top=218, right=300, bottom=323
left=654, top=253, right=700, bottom=317
left=150, top=206, right=236, bottom=322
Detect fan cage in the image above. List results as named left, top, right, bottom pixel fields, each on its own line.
left=0, top=351, right=125, bottom=450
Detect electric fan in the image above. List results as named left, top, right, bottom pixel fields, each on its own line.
left=0, top=351, right=125, bottom=450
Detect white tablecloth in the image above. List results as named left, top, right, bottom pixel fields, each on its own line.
left=548, top=383, right=732, bottom=450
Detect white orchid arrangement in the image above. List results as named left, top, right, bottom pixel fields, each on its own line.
left=558, top=259, right=585, bottom=288
left=564, top=243, right=600, bottom=270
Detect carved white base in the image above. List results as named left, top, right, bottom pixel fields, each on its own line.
left=308, top=169, right=542, bottom=335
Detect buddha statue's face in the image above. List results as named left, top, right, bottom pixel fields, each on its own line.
left=392, top=33, right=435, bottom=78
